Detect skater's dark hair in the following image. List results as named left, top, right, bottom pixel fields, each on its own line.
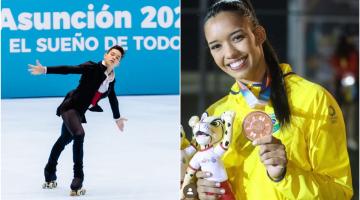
left=204, top=0, right=291, bottom=125
left=107, top=45, right=125, bottom=59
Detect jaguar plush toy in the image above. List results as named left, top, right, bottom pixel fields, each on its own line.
left=180, top=111, right=236, bottom=200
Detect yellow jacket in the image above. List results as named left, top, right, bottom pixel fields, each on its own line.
left=206, top=64, right=353, bottom=199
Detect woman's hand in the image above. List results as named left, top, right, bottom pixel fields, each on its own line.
left=253, top=135, right=287, bottom=181
left=196, top=171, right=224, bottom=200
left=115, top=117, right=128, bottom=132
left=28, top=59, right=46, bottom=75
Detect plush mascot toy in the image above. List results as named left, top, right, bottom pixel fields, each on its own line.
left=180, top=111, right=236, bottom=200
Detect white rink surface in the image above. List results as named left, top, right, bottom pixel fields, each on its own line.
left=1, top=96, right=180, bottom=200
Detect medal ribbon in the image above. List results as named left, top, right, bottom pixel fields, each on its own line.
left=237, top=72, right=271, bottom=108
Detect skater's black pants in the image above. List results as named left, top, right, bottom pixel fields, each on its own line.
left=47, top=109, right=85, bottom=179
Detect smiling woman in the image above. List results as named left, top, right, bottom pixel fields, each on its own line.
left=205, top=12, right=266, bottom=83
left=182, top=0, right=354, bottom=199
left=204, top=1, right=291, bottom=126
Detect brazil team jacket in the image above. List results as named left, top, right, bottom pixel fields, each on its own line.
left=205, top=64, right=353, bottom=199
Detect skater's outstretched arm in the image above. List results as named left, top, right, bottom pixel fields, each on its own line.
left=107, top=79, right=127, bottom=132
left=28, top=59, right=89, bottom=75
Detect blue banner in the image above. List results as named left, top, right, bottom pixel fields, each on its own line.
left=1, top=0, right=180, bottom=98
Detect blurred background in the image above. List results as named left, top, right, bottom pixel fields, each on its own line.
left=181, top=0, right=359, bottom=199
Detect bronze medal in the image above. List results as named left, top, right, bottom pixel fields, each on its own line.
left=242, top=111, right=273, bottom=141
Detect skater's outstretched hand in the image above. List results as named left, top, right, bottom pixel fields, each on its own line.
left=116, top=117, right=128, bottom=132
left=28, top=59, right=46, bottom=75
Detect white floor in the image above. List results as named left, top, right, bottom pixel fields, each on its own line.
left=1, top=96, right=180, bottom=200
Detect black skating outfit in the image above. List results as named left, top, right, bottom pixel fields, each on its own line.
left=44, top=61, right=121, bottom=188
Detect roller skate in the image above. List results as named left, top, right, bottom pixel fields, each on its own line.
left=42, top=164, right=57, bottom=189
left=70, top=177, right=86, bottom=196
